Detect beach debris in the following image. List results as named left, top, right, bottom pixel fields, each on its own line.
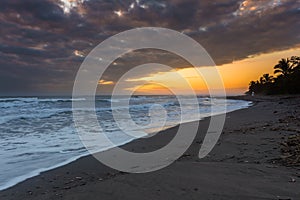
left=196, top=140, right=202, bottom=144
left=289, top=178, right=296, bottom=183
left=179, top=153, right=191, bottom=159
left=280, top=134, right=300, bottom=166
left=80, top=182, right=86, bottom=186
left=64, top=186, right=71, bottom=190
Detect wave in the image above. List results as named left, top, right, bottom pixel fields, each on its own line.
left=96, top=99, right=120, bottom=103
left=0, top=98, right=253, bottom=191
left=0, top=96, right=213, bottom=107
left=0, top=98, right=87, bottom=109
left=59, top=147, right=87, bottom=154
left=0, top=108, right=73, bottom=125
left=0, top=97, right=221, bottom=126
left=0, top=135, right=140, bottom=192
left=0, top=152, right=91, bottom=191
left=0, top=100, right=180, bottom=125
left=0, top=97, right=38, bottom=103
left=0, top=97, right=86, bottom=103
left=38, top=98, right=86, bottom=103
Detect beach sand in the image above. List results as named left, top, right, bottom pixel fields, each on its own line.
left=1, top=95, right=300, bottom=200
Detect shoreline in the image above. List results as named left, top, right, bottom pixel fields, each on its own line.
left=1, top=95, right=300, bottom=199
left=0, top=97, right=251, bottom=191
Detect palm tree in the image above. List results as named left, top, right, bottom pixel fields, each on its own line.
left=259, top=74, right=273, bottom=84
left=274, top=58, right=294, bottom=76
left=259, top=77, right=265, bottom=84
left=291, top=56, right=300, bottom=71
left=262, top=73, right=273, bottom=83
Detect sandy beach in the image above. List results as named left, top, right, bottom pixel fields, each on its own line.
left=1, top=95, right=300, bottom=200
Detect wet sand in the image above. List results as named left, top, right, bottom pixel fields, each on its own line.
left=1, top=95, right=300, bottom=200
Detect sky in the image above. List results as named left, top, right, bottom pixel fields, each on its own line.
left=0, top=0, right=300, bottom=96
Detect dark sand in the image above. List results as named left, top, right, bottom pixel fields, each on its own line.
left=1, top=95, right=300, bottom=200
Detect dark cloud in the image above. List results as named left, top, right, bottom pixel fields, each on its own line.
left=0, top=0, right=65, bottom=21
left=0, top=0, right=299, bottom=95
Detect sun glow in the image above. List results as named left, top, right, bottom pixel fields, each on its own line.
left=127, top=48, right=300, bottom=95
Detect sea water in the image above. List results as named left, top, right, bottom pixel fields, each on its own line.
left=0, top=96, right=251, bottom=190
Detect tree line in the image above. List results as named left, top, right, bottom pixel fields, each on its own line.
left=246, top=56, right=300, bottom=95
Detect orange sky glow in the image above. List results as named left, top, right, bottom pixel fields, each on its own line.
left=128, top=47, right=300, bottom=95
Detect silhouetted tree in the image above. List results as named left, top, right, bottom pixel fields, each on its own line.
left=247, top=56, right=300, bottom=95
left=261, top=73, right=273, bottom=83
left=274, top=58, right=295, bottom=76
left=291, top=56, right=300, bottom=70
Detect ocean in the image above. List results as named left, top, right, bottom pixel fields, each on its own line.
left=0, top=95, right=251, bottom=190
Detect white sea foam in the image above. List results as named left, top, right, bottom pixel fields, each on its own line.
left=0, top=96, right=252, bottom=191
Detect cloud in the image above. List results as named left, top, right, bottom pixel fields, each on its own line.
left=0, top=0, right=299, bottom=95
left=98, top=79, right=114, bottom=85
left=233, top=0, right=284, bottom=16
left=0, top=0, right=66, bottom=21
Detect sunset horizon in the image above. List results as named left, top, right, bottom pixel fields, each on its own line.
left=1, top=1, right=300, bottom=199
left=2, top=47, right=299, bottom=96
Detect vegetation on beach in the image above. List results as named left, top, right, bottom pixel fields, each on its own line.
left=247, top=56, right=300, bottom=95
